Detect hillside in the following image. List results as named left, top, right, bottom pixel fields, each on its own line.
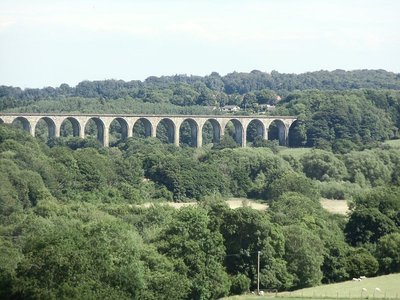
left=223, top=273, right=400, bottom=299
left=1, top=70, right=400, bottom=299
left=280, top=273, right=400, bottom=299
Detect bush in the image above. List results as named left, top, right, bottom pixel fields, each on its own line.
left=376, top=233, right=400, bottom=274
left=252, top=138, right=279, bottom=153
left=230, top=274, right=251, bottom=295
left=318, top=181, right=363, bottom=200
left=346, top=248, right=378, bottom=278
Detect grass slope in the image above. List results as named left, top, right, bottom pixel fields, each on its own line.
left=222, top=273, right=400, bottom=300
left=141, top=198, right=348, bottom=214
left=384, top=139, right=400, bottom=148
left=278, top=147, right=312, bottom=157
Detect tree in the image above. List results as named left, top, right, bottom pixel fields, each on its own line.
left=12, top=208, right=147, bottom=299
left=268, top=172, right=320, bottom=200
left=345, top=207, right=397, bottom=246
left=375, top=233, right=400, bottom=274
left=269, top=192, right=323, bottom=228
left=345, top=248, right=378, bottom=278
left=301, top=149, right=347, bottom=181
left=344, top=150, right=391, bottom=186
left=283, top=226, right=324, bottom=288
left=345, top=187, right=400, bottom=245
left=213, top=135, right=238, bottom=149
left=156, top=207, right=230, bottom=300
left=218, top=207, right=292, bottom=290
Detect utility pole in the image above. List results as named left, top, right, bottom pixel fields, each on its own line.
left=257, top=251, right=261, bottom=295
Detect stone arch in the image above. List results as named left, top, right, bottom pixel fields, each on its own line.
left=224, top=119, right=244, bottom=146
left=156, top=118, right=176, bottom=144
left=109, top=117, right=129, bottom=145
left=133, top=118, right=153, bottom=138
left=179, top=118, right=200, bottom=147
left=11, top=117, right=31, bottom=134
left=202, top=119, right=221, bottom=145
left=268, top=119, right=287, bottom=146
left=60, top=117, right=81, bottom=137
left=84, top=117, right=106, bottom=146
left=246, top=119, right=265, bottom=144
left=35, top=117, right=56, bottom=140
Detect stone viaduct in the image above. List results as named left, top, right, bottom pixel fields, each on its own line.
left=0, top=113, right=297, bottom=147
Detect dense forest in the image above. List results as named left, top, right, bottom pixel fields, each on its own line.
left=1, top=70, right=400, bottom=299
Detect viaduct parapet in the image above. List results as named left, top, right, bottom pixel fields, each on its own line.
left=0, top=113, right=297, bottom=147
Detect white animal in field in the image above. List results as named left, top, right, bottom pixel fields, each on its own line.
left=362, top=288, right=368, bottom=292
left=360, top=276, right=367, bottom=279
left=259, top=291, right=264, bottom=296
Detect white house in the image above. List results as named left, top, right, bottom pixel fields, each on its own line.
left=221, top=105, right=240, bottom=112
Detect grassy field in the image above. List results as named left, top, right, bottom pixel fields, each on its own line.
left=320, top=199, right=348, bottom=215
left=222, top=273, right=400, bottom=300
left=278, top=147, right=312, bottom=157
left=140, top=198, right=348, bottom=214
left=384, top=139, right=400, bottom=148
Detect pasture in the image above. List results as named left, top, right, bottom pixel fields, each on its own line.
left=222, top=273, right=400, bottom=300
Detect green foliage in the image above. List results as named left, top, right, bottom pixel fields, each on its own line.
left=321, top=238, right=350, bottom=284
left=375, top=233, right=400, bottom=274
left=216, top=207, right=292, bottom=290
left=252, top=138, right=279, bottom=153
left=3, top=71, right=400, bottom=152
left=13, top=209, right=146, bottom=299
left=156, top=206, right=230, bottom=300
left=301, top=150, right=347, bottom=181
left=2, top=121, right=400, bottom=298
left=346, top=207, right=397, bottom=246
left=343, top=150, right=391, bottom=186
left=317, top=181, right=364, bottom=200
left=283, top=225, right=325, bottom=288
left=139, top=246, right=191, bottom=300
left=269, top=192, right=322, bottom=227
left=268, top=172, right=320, bottom=200
left=345, top=187, right=400, bottom=246
left=229, top=274, right=251, bottom=295
left=345, top=248, right=379, bottom=278
left=213, top=135, right=239, bottom=149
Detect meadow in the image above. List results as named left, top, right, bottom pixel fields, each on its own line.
left=222, top=273, right=400, bottom=300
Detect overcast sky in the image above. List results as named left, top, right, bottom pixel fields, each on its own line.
left=0, top=0, right=399, bottom=88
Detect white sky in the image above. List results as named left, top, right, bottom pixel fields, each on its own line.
left=0, top=0, right=399, bottom=88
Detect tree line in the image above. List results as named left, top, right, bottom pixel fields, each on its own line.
left=1, top=69, right=400, bottom=110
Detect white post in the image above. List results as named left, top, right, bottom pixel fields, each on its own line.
left=257, top=251, right=261, bottom=295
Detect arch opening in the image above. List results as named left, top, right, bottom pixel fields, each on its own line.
left=109, top=118, right=129, bottom=146
left=288, top=120, right=304, bottom=147
left=268, top=119, right=287, bottom=146
left=133, top=118, right=152, bottom=138
left=156, top=118, right=175, bottom=144
left=60, top=117, right=81, bottom=137
left=0, top=118, right=4, bottom=124
left=223, top=119, right=243, bottom=146
left=179, top=119, right=199, bottom=147
left=246, top=119, right=265, bottom=145
left=34, top=117, right=56, bottom=142
left=84, top=118, right=105, bottom=145
left=11, top=117, right=31, bottom=133
left=202, top=119, right=221, bottom=146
